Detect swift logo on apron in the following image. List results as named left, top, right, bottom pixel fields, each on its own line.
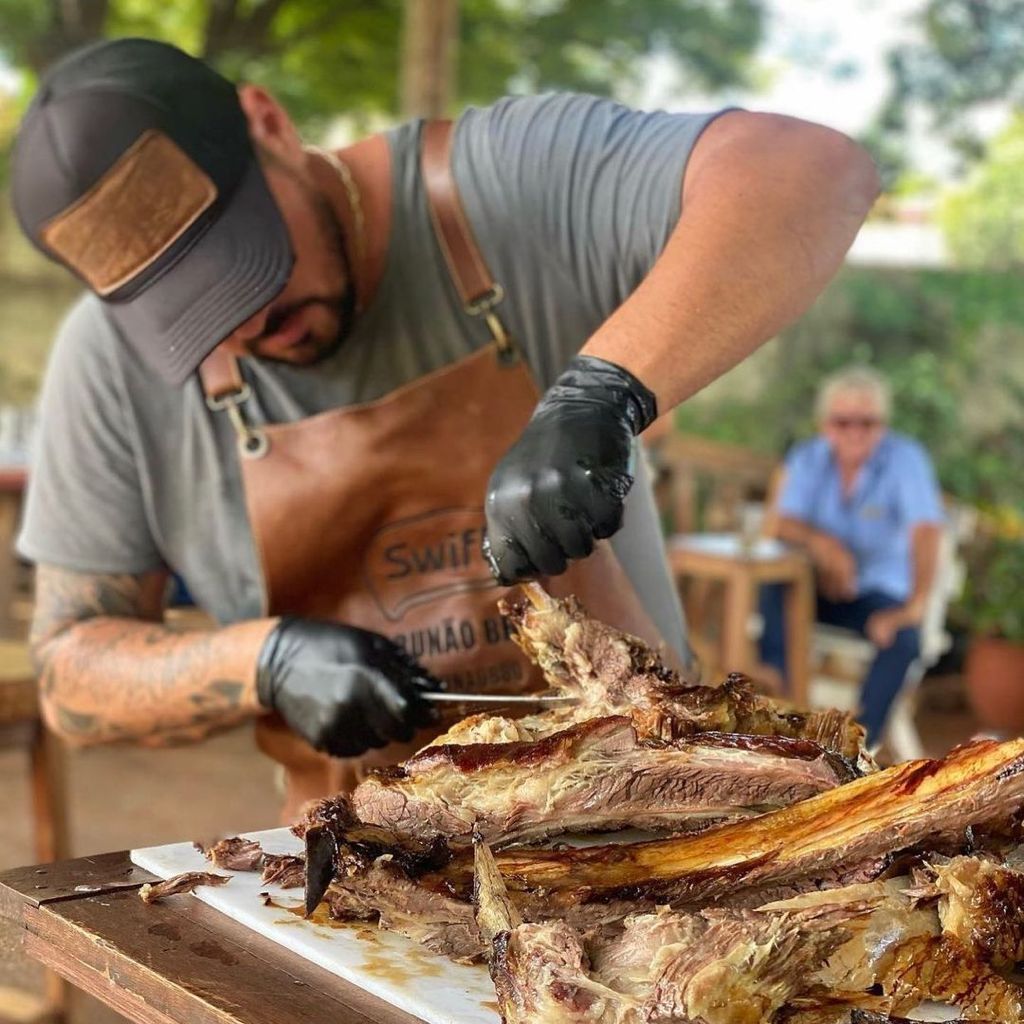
left=201, top=120, right=667, bottom=816
left=365, top=506, right=493, bottom=618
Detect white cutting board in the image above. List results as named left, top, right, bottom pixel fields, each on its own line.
left=132, top=827, right=500, bottom=1024
left=132, top=828, right=957, bottom=1024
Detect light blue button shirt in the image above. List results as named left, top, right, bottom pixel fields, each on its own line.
left=778, top=432, right=944, bottom=601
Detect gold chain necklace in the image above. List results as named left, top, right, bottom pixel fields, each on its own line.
left=310, top=146, right=367, bottom=304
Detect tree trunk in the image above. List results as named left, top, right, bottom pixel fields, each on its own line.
left=400, top=0, right=458, bottom=119
left=27, top=0, right=110, bottom=72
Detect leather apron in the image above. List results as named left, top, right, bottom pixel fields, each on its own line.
left=200, top=121, right=668, bottom=819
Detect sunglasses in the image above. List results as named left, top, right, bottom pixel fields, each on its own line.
left=827, top=415, right=884, bottom=431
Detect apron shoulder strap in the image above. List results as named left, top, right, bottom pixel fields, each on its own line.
left=421, top=120, right=496, bottom=310
left=421, top=120, right=515, bottom=355
left=199, top=343, right=245, bottom=399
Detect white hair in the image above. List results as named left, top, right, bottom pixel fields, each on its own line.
left=815, top=365, right=891, bottom=422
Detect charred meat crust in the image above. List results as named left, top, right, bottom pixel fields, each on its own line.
left=295, top=794, right=452, bottom=875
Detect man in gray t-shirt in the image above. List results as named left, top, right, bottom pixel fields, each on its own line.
left=11, top=38, right=878, bottom=778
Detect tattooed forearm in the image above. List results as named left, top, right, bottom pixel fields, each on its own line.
left=29, top=566, right=164, bottom=653
left=31, top=565, right=277, bottom=747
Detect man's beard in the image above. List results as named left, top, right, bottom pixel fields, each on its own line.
left=247, top=177, right=358, bottom=366
left=251, top=287, right=356, bottom=366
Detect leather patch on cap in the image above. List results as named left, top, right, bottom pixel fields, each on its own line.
left=40, top=130, right=217, bottom=295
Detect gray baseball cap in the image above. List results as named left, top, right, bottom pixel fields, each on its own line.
left=11, top=37, right=294, bottom=385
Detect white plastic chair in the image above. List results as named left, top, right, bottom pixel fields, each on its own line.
left=808, top=506, right=974, bottom=761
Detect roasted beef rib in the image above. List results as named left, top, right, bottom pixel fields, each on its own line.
left=353, top=717, right=858, bottom=845
left=313, top=738, right=1024, bottom=962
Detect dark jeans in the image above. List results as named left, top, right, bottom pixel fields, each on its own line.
left=759, top=585, right=920, bottom=746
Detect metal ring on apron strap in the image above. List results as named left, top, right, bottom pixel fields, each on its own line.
left=205, top=382, right=270, bottom=460
left=464, top=284, right=519, bottom=365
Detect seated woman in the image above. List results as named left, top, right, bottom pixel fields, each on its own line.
left=760, top=366, right=944, bottom=746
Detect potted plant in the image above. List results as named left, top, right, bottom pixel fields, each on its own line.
left=960, top=535, right=1024, bottom=731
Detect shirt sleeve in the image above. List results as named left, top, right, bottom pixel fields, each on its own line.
left=895, top=440, right=945, bottom=526
left=777, top=443, right=816, bottom=522
left=456, top=93, right=729, bottom=323
left=17, top=297, right=164, bottom=574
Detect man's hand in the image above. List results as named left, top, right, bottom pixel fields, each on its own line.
left=482, top=355, right=657, bottom=585
left=809, top=534, right=858, bottom=603
left=256, top=618, right=440, bottom=758
left=866, top=603, right=923, bottom=650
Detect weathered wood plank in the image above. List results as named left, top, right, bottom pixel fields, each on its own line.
left=22, top=888, right=425, bottom=1024
left=0, top=851, right=153, bottom=920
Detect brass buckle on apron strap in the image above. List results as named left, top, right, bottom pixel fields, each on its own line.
left=464, top=284, right=519, bottom=366
left=205, top=382, right=270, bottom=460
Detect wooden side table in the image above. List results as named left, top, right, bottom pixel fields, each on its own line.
left=670, top=533, right=813, bottom=707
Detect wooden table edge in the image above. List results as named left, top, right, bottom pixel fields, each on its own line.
left=1, top=852, right=427, bottom=1024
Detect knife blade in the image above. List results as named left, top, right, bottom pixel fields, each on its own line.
left=315, top=666, right=577, bottom=706
left=421, top=691, right=578, bottom=706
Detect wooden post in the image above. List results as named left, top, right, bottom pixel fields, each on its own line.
left=400, top=0, right=459, bottom=119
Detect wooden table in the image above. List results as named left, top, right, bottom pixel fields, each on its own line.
left=0, top=467, right=27, bottom=638
left=0, top=852, right=422, bottom=1024
left=670, top=533, right=813, bottom=707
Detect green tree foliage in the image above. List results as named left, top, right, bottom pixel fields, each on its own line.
left=940, top=113, right=1024, bottom=269
left=871, top=0, right=1024, bottom=166
left=675, top=266, right=1024, bottom=513
left=960, top=535, right=1024, bottom=642
left=0, top=0, right=764, bottom=129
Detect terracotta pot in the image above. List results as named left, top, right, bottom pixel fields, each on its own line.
left=965, top=636, right=1024, bottom=732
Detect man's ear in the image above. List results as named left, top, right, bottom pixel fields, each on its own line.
left=238, top=84, right=304, bottom=167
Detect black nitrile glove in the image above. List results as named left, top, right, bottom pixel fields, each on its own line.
left=483, top=354, right=657, bottom=585
left=256, top=618, right=440, bottom=758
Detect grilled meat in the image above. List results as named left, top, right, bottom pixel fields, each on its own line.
left=204, top=836, right=265, bottom=872
left=850, top=1014, right=998, bottom=1024
left=353, top=717, right=858, bottom=845
left=477, top=843, right=1024, bottom=1024
left=315, top=739, right=1024, bottom=963
left=771, top=858, right=1024, bottom=1020
left=139, top=871, right=230, bottom=904
left=929, top=855, right=1024, bottom=969
left=476, top=842, right=866, bottom=1024
left=481, top=738, right=1024, bottom=905
left=197, top=837, right=305, bottom=889
left=284, top=589, right=1024, bottom=1016
left=261, top=853, right=305, bottom=888
left=428, top=585, right=871, bottom=766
